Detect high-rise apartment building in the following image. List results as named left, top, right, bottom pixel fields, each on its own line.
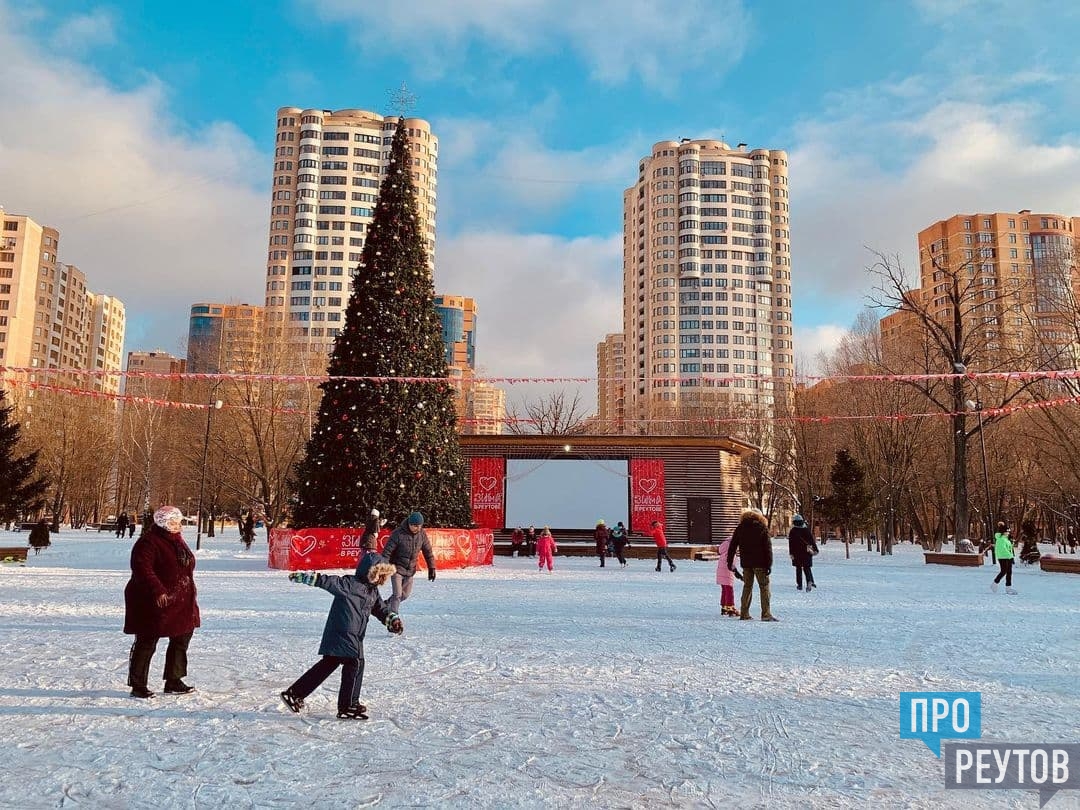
left=0, top=208, right=125, bottom=394
left=187, top=302, right=265, bottom=374
left=596, top=333, right=626, bottom=433
left=881, top=211, right=1080, bottom=371
left=87, top=293, right=126, bottom=394
left=434, top=294, right=476, bottom=376
left=434, top=293, right=480, bottom=426
left=0, top=208, right=61, bottom=369
left=465, top=381, right=506, bottom=435
left=609, top=140, right=793, bottom=431
left=263, top=108, right=438, bottom=365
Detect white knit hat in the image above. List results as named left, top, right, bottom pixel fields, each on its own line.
left=153, top=506, right=182, bottom=529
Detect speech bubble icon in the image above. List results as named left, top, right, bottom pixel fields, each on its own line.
left=900, top=692, right=982, bottom=757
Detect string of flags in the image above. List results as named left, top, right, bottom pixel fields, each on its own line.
left=4, top=374, right=1078, bottom=426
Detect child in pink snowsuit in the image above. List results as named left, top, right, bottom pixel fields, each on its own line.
left=716, top=536, right=742, bottom=616
left=536, top=527, right=557, bottom=572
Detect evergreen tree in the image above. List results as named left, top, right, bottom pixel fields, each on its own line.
left=291, top=117, right=471, bottom=528
left=822, top=448, right=873, bottom=553
left=0, top=389, right=48, bottom=523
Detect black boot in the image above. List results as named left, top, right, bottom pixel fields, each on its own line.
left=164, top=679, right=195, bottom=694
left=130, top=686, right=155, bottom=698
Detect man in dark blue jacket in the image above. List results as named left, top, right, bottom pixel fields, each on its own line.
left=379, top=511, right=436, bottom=614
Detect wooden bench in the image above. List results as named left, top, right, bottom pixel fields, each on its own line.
left=1040, top=556, right=1080, bottom=575
left=924, top=552, right=984, bottom=567
left=0, top=546, right=29, bottom=564
left=14, top=522, right=36, bottom=532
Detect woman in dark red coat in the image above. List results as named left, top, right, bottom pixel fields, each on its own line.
left=124, top=505, right=201, bottom=698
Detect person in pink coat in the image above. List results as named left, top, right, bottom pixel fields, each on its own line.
left=536, top=527, right=558, bottom=572
left=716, top=535, right=743, bottom=617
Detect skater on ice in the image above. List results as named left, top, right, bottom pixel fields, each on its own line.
left=510, top=526, right=525, bottom=557
left=716, top=533, right=743, bottom=616
left=123, top=506, right=200, bottom=698
left=379, top=511, right=436, bottom=614
left=536, top=526, right=558, bottom=572
left=281, top=559, right=403, bottom=720
left=788, top=514, right=818, bottom=591
left=648, top=520, right=676, bottom=572
left=609, top=521, right=629, bottom=567
left=594, top=520, right=609, bottom=567
left=991, top=521, right=1017, bottom=594
left=727, top=508, right=778, bottom=621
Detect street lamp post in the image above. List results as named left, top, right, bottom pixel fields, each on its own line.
left=196, top=399, right=223, bottom=550
left=966, top=397, right=994, bottom=552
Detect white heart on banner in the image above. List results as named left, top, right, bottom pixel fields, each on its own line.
left=479, top=476, right=498, bottom=491
left=638, top=478, right=657, bottom=494
left=291, top=535, right=317, bottom=556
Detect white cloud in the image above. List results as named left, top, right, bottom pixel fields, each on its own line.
left=48, top=8, right=116, bottom=52
left=301, top=0, right=750, bottom=87
left=789, top=94, right=1080, bottom=331
left=436, top=231, right=622, bottom=413
left=0, top=3, right=267, bottom=356
left=793, top=324, right=847, bottom=375
left=434, top=114, right=641, bottom=229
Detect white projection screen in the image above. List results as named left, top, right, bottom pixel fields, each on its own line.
left=504, top=459, right=629, bottom=529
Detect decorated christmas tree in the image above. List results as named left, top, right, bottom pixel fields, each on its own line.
left=290, top=116, right=472, bottom=528
left=0, top=389, right=48, bottom=523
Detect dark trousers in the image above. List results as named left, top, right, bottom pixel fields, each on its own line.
left=613, top=543, right=627, bottom=565
left=795, top=563, right=815, bottom=588
left=655, top=548, right=675, bottom=570
left=288, top=655, right=364, bottom=712
left=994, top=558, right=1014, bottom=586
left=597, top=551, right=605, bottom=567
left=127, top=632, right=192, bottom=688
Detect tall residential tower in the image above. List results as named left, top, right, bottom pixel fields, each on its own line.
left=611, top=140, right=793, bottom=431
left=263, top=108, right=438, bottom=367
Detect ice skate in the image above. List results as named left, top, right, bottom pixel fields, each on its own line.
left=761, top=615, right=779, bottom=622
left=991, top=582, right=998, bottom=593
left=130, top=686, right=155, bottom=699
left=280, top=690, right=303, bottom=713
left=336, top=705, right=369, bottom=720
left=164, top=680, right=195, bottom=694
left=1005, top=587, right=1018, bottom=595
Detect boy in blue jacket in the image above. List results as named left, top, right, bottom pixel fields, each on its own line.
left=280, top=557, right=403, bottom=719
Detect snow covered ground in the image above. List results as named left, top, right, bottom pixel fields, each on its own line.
left=0, top=529, right=1077, bottom=809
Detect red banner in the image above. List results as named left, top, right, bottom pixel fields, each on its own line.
left=629, top=458, right=665, bottom=533
left=268, top=527, right=494, bottom=571
left=470, top=457, right=506, bottom=529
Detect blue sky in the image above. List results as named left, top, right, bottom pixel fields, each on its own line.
left=3, top=0, right=1080, bottom=402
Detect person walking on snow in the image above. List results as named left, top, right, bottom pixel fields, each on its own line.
left=716, top=534, right=743, bottom=616
left=377, top=511, right=436, bottom=614
left=281, top=558, right=403, bottom=719
left=28, top=519, right=51, bottom=555
left=610, top=521, right=629, bottom=567
left=788, top=514, right=818, bottom=591
left=727, top=508, right=778, bottom=621
left=649, top=520, right=677, bottom=572
left=536, top=526, right=558, bottom=572
left=594, top=520, right=610, bottom=567
left=115, top=512, right=128, bottom=539
left=991, top=521, right=1017, bottom=594
left=123, top=506, right=201, bottom=698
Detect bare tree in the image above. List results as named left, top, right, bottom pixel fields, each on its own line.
left=506, top=390, right=589, bottom=435
left=868, top=245, right=1047, bottom=543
